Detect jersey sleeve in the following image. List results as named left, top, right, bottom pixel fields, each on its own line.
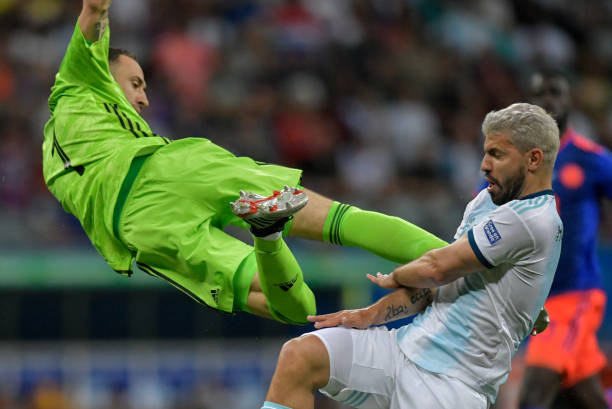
left=595, top=149, right=612, bottom=199
left=467, top=206, right=534, bottom=268
left=54, top=22, right=115, bottom=93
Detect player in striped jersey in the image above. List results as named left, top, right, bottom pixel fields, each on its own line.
left=260, top=103, right=562, bottom=409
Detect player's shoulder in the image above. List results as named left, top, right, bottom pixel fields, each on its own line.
left=504, top=190, right=560, bottom=233
left=565, top=128, right=609, bottom=158
left=499, top=190, right=558, bottom=225
left=571, top=136, right=612, bottom=174
left=53, top=90, right=97, bottom=113
left=505, top=190, right=555, bottom=214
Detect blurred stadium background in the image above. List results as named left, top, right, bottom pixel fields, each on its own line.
left=1, top=0, right=612, bottom=408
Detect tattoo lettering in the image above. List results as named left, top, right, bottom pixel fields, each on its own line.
left=384, top=289, right=434, bottom=322
left=385, top=303, right=409, bottom=321
left=410, top=288, right=432, bottom=304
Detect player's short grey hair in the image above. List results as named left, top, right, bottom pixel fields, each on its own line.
left=482, top=102, right=559, bottom=167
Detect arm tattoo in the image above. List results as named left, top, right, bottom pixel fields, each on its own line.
left=410, top=288, right=432, bottom=304
left=384, top=289, right=433, bottom=322
left=385, top=303, right=410, bottom=321
left=94, top=10, right=109, bottom=40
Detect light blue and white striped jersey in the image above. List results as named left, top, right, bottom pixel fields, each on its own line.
left=397, top=188, right=563, bottom=404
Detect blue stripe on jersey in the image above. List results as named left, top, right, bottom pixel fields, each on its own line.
left=517, top=196, right=549, bottom=215
left=509, top=190, right=554, bottom=209
left=353, top=392, right=371, bottom=407
left=514, top=196, right=541, bottom=213
left=468, top=229, right=493, bottom=268
left=346, top=392, right=366, bottom=406
left=509, top=200, right=530, bottom=212
left=340, top=391, right=360, bottom=404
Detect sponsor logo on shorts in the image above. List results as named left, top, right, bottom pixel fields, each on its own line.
left=484, top=220, right=501, bottom=245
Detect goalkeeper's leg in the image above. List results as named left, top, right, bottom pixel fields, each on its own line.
left=289, top=189, right=448, bottom=264
left=232, top=186, right=316, bottom=324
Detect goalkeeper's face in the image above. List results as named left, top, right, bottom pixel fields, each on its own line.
left=481, top=131, right=527, bottom=206
left=110, top=55, right=149, bottom=115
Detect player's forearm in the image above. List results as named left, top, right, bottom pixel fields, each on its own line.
left=367, top=287, right=435, bottom=325
left=79, top=0, right=112, bottom=42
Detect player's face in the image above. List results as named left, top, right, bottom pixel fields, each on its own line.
left=481, top=131, right=527, bottom=205
left=530, top=74, right=570, bottom=133
left=110, top=55, right=149, bottom=115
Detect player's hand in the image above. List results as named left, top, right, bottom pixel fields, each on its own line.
left=531, top=307, right=549, bottom=336
left=366, top=272, right=401, bottom=289
left=308, top=308, right=375, bottom=330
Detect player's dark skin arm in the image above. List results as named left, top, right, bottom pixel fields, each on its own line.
left=78, top=0, right=111, bottom=42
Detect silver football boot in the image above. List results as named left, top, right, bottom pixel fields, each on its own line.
left=230, top=185, right=308, bottom=236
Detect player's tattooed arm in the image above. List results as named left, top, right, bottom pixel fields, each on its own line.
left=93, top=8, right=109, bottom=40
left=383, top=288, right=434, bottom=322
left=78, top=0, right=112, bottom=42
left=308, top=287, right=436, bottom=329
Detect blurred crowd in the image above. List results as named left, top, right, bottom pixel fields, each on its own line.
left=0, top=340, right=348, bottom=409
left=2, top=2, right=612, bottom=408
left=2, top=0, right=612, bottom=246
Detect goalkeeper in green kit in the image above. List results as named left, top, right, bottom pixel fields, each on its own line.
left=42, top=0, right=447, bottom=325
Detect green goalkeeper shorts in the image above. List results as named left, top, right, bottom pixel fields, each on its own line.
left=117, top=137, right=303, bottom=313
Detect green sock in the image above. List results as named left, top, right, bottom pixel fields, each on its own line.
left=254, top=237, right=316, bottom=324
left=323, top=202, right=449, bottom=264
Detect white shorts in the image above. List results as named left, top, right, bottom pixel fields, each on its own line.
left=309, top=326, right=488, bottom=409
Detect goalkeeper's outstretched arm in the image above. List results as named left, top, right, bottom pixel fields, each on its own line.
left=78, top=0, right=111, bottom=42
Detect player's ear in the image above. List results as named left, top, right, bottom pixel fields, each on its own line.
left=526, top=148, right=543, bottom=171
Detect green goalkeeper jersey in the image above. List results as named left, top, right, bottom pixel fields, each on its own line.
left=42, top=23, right=168, bottom=274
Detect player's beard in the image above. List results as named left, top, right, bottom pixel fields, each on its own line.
left=489, top=167, right=526, bottom=205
